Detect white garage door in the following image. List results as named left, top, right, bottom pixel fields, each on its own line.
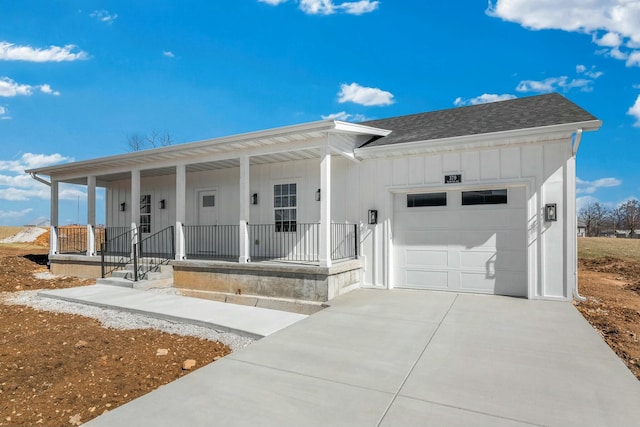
left=393, top=187, right=527, bottom=297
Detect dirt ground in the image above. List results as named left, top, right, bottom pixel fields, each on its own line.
left=0, top=243, right=231, bottom=427
left=576, top=256, right=640, bottom=380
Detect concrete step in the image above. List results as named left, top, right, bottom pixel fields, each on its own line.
left=96, top=277, right=134, bottom=288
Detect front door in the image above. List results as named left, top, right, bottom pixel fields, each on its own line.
left=197, top=190, right=218, bottom=225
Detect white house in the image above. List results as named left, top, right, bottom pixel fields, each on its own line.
left=27, top=93, right=601, bottom=306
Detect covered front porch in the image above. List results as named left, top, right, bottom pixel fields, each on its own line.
left=30, top=120, right=389, bottom=303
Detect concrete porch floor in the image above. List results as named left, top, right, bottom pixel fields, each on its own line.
left=81, top=289, right=640, bottom=426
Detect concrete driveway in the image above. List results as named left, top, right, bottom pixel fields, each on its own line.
left=85, top=289, right=640, bottom=427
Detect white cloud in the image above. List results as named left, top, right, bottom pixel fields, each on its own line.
left=321, top=111, right=368, bottom=122
left=262, top=0, right=379, bottom=15
left=576, top=177, right=622, bottom=195
left=594, top=31, right=623, bottom=48
left=0, top=152, right=72, bottom=173
left=337, top=82, right=394, bottom=106
left=576, top=195, right=599, bottom=212
left=0, top=153, right=77, bottom=203
left=0, top=42, right=87, bottom=62
left=487, top=1, right=640, bottom=67
left=453, top=93, right=517, bottom=106
left=627, top=94, right=640, bottom=126
left=0, top=77, right=61, bottom=98
left=338, top=0, right=379, bottom=15
left=516, top=76, right=594, bottom=93
left=0, top=208, right=32, bottom=220
left=0, top=105, right=8, bottom=120
left=626, top=51, right=640, bottom=67
left=163, top=51, right=175, bottom=58
left=39, top=84, right=60, bottom=96
left=90, top=10, right=118, bottom=24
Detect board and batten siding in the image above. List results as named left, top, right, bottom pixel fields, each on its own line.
left=347, top=137, right=573, bottom=299
left=105, top=136, right=574, bottom=300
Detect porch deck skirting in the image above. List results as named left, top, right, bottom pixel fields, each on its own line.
left=172, top=259, right=362, bottom=303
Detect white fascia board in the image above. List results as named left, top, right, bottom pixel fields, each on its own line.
left=333, top=121, right=392, bottom=136
left=354, top=120, right=602, bottom=159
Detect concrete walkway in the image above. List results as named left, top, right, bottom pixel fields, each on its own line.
left=38, top=285, right=306, bottom=338
left=79, top=289, right=640, bottom=427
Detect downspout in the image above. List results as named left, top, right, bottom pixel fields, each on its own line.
left=571, top=130, right=586, bottom=302
left=29, top=172, right=51, bottom=187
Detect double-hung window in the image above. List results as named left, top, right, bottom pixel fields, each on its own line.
left=274, top=183, right=297, bottom=232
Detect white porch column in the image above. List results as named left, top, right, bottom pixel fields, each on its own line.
left=131, top=169, right=140, bottom=252
left=319, top=141, right=332, bottom=267
left=50, top=180, right=59, bottom=256
left=87, top=175, right=96, bottom=256
left=175, top=163, right=186, bottom=260
left=239, top=155, right=250, bottom=263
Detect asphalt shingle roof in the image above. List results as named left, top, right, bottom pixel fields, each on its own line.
left=359, top=93, right=599, bottom=148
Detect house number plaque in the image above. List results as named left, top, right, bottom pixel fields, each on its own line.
left=444, top=174, right=462, bottom=184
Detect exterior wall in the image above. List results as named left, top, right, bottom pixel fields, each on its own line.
left=345, top=138, right=574, bottom=300
left=106, top=158, right=323, bottom=230
left=103, top=136, right=575, bottom=301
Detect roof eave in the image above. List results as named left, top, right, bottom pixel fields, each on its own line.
left=355, top=120, right=602, bottom=158
left=25, top=120, right=390, bottom=176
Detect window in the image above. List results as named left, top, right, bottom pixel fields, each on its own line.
left=407, top=192, right=447, bottom=207
left=202, top=195, right=215, bottom=207
left=140, top=194, right=151, bottom=233
left=462, top=189, right=508, bottom=205
left=274, top=183, right=297, bottom=232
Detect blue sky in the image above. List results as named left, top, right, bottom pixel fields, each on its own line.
left=1, top=0, right=639, bottom=225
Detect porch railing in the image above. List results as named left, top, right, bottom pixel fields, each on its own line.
left=249, top=223, right=319, bottom=262
left=56, top=225, right=109, bottom=255
left=100, top=228, right=134, bottom=278
left=184, top=225, right=240, bottom=260
left=331, top=223, right=358, bottom=261
left=136, top=226, right=175, bottom=279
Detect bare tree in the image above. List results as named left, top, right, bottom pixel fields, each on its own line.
left=578, top=202, right=609, bottom=236
left=127, top=131, right=173, bottom=151
left=617, top=199, right=640, bottom=237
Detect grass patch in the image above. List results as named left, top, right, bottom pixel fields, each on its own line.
left=578, top=237, right=640, bottom=263
left=0, top=226, right=27, bottom=240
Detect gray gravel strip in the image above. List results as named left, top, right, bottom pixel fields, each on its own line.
left=1, top=289, right=254, bottom=351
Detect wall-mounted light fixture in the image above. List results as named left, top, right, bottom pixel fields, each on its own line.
left=251, top=193, right=258, bottom=205
left=368, top=209, right=378, bottom=225
left=158, top=199, right=166, bottom=210
left=315, top=188, right=321, bottom=202
left=544, top=203, right=557, bottom=222
left=119, top=202, right=126, bottom=212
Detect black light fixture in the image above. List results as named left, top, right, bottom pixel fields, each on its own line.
left=251, top=193, right=258, bottom=205
left=315, top=188, right=321, bottom=202
left=119, top=202, right=126, bottom=212
left=544, top=203, right=557, bottom=222
left=159, top=199, right=166, bottom=209
left=368, top=209, right=378, bottom=224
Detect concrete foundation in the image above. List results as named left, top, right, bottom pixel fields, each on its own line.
left=49, top=254, right=102, bottom=279
left=173, top=259, right=362, bottom=303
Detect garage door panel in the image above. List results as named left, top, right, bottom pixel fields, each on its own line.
left=393, top=186, right=527, bottom=297
left=405, top=270, right=448, bottom=289
left=400, top=230, right=457, bottom=246
left=459, top=210, right=523, bottom=229
left=459, top=250, right=525, bottom=272
left=406, top=249, right=448, bottom=267
left=460, top=271, right=527, bottom=297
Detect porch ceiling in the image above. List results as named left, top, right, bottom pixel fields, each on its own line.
left=27, top=120, right=385, bottom=185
